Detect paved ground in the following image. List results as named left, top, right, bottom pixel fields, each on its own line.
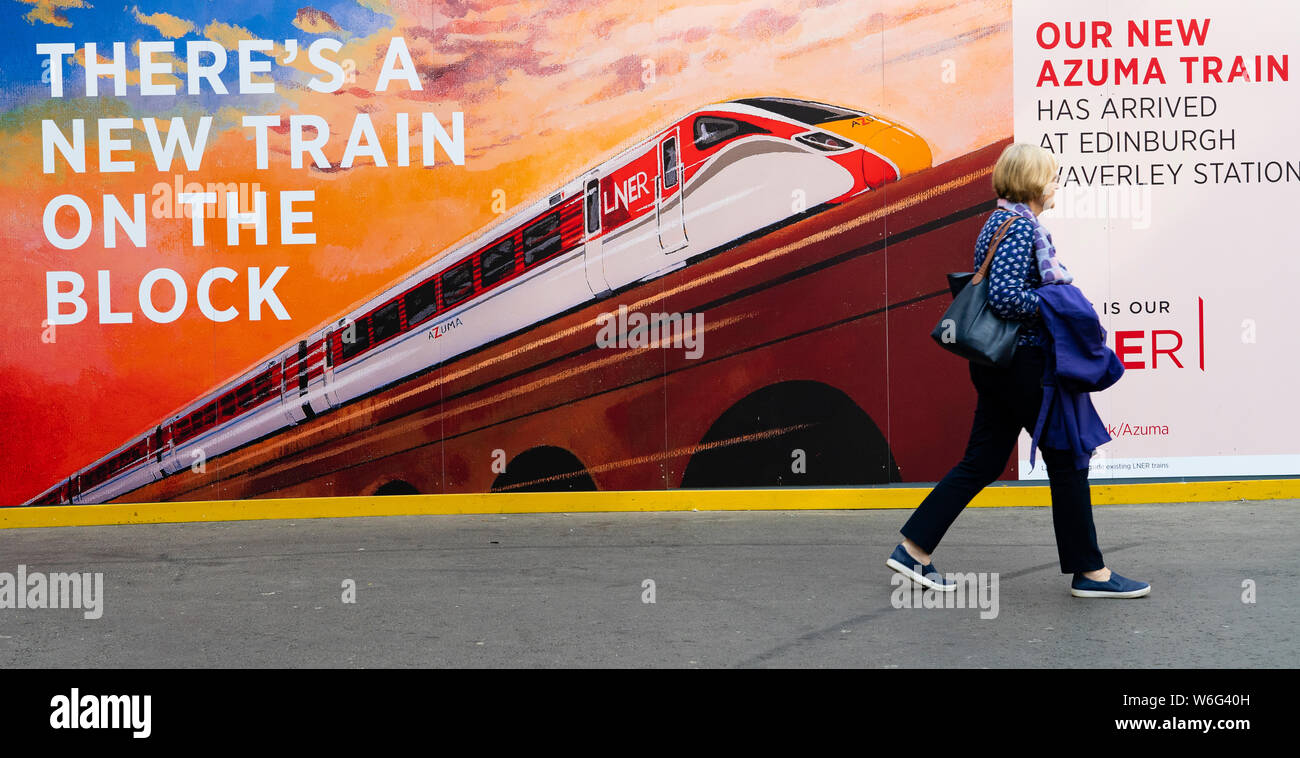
left=0, top=499, right=1294, bottom=667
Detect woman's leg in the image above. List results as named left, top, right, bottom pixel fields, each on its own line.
left=1041, top=447, right=1106, bottom=574
left=900, top=377, right=1023, bottom=555
left=996, top=347, right=1107, bottom=575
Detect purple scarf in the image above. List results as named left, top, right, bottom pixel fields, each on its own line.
left=997, top=199, right=1073, bottom=285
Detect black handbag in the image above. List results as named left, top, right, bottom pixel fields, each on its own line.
left=930, top=215, right=1022, bottom=368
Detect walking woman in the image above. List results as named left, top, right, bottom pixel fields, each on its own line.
left=886, top=143, right=1150, bottom=599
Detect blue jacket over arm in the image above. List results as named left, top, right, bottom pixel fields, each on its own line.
left=1030, top=284, right=1125, bottom=471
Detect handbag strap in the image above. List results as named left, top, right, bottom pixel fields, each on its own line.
left=969, top=214, right=1020, bottom=286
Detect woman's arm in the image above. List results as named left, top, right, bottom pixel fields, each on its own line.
left=986, top=221, right=1042, bottom=321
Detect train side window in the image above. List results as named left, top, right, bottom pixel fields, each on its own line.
left=442, top=260, right=475, bottom=307
left=734, top=97, right=859, bottom=124
left=662, top=137, right=679, bottom=189
left=693, top=116, right=768, bottom=151
left=253, top=370, right=273, bottom=403
left=480, top=238, right=516, bottom=287
left=404, top=279, right=438, bottom=326
left=585, top=179, right=600, bottom=234
left=219, top=392, right=237, bottom=420
left=292, top=341, right=309, bottom=391
left=339, top=318, right=371, bottom=360
left=372, top=302, right=401, bottom=343
left=236, top=381, right=256, bottom=410
left=523, top=213, right=561, bottom=265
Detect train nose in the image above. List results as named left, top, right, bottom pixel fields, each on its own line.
left=868, top=124, right=933, bottom=176
left=819, top=116, right=933, bottom=179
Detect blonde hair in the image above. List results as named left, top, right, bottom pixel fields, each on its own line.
left=992, top=143, right=1059, bottom=203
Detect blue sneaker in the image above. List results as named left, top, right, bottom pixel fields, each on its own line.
left=887, top=543, right=957, bottom=592
left=1071, top=571, right=1151, bottom=598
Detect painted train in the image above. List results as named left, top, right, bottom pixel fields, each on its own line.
left=26, top=96, right=931, bottom=506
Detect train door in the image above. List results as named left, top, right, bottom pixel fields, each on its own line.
left=278, top=339, right=325, bottom=424
left=152, top=426, right=165, bottom=462
left=599, top=142, right=661, bottom=290
left=581, top=171, right=612, bottom=298
left=149, top=424, right=170, bottom=480
left=323, top=326, right=343, bottom=407
left=160, top=418, right=181, bottom=475
left=278, top=345, right=300, bottom=424
left=657, top=129, right=688, bottom=253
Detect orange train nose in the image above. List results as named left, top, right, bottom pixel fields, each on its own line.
left=819, top=116, right=933, bottom=179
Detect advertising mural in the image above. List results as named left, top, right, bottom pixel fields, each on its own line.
left=3, top=0, right=1290, bottom=506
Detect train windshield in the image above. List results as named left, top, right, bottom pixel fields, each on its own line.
left=733, top=97, right=861, bottom=125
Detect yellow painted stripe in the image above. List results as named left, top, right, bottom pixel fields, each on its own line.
left=2, top=479, right=1297, bottom=530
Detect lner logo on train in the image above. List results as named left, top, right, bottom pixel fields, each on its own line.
left=27, top=96, right=931, bottom=507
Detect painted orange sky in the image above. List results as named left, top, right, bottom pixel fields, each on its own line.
left=0, top=0, right=1012, bottom=504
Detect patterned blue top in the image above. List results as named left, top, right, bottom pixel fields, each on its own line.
left=974, top=209, right=1045, bottom=347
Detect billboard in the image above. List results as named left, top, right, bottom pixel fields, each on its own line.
left=1012, top=0, right=1300, bottom=479
left=2, top=0, right=1293, bottom=507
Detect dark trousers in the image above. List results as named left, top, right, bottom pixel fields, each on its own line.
left=901, top=345, right=1106, bottom=574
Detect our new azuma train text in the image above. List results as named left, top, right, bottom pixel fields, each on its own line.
left=34, top=37, right=463, bottom=326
